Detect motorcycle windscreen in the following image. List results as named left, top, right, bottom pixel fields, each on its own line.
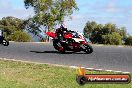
left=46, top=32, right=56, bottom=39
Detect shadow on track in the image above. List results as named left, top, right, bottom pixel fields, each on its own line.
left=30, top=51, right=88, bottom=54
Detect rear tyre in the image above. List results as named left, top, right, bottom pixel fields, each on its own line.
left=2, top=39, right=9, bottom=46
left=83, top=44, right=93, bottom=54
left=53, top=40, right=59, bottom=50
left=53, top=40, right=65, bottom=53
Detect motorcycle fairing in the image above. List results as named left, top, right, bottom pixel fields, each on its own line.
left=64, top=33, right=72, bottom=39
left=46, top=32, right=56, bottom=39
left=72, top=38, right=85, bottom=42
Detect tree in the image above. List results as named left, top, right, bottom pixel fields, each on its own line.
left=83, top=21, right=104, bottom=43
left=9, top=31, right=32, bottom=42
left=118, top=27, right=127, bottom=40
left=102, top=23, right=118, bottom=35
left=24, top=0, right=78, bottom=41
left=83, top=21, right=97, bottom=37
left=83, top=21, right=127, bottom=44
left=23, top=17, right=42, bottom=36
left=125, top=36, right=132, bottom=46
left=0, top=16, right=24, bottom=36
left=102, top=32, right=122, bottom=45
left=0, top=16, right=32, bottom=42
left=91, top=24, right=103, bottom=43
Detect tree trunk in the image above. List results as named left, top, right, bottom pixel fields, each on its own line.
left=46, top=26, right=50, bottom=42
left=46, top=36, right=50, bottom=42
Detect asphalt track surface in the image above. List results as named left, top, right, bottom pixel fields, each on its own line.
left=0, top=42, right=132, bottom=72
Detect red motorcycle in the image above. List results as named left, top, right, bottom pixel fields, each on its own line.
left=46, top=30, right=93, bottom=54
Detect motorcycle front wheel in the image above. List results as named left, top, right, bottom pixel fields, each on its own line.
left=2, top=39, right=9, bottom=46
left=83, top=44, right=93, bottom=54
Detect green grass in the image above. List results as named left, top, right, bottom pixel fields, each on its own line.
left=0, top=60, right=131, bottom=88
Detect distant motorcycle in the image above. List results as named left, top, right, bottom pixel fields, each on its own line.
left=46, top=30, right=93, bottom=54
left=0, top=36, right=9, bottom=46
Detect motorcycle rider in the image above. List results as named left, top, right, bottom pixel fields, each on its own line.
left=56, top=23, right=68, bottom=42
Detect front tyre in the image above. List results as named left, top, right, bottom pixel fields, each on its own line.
left=2, top=39, right=9, bottom=46
left=83, top=44, right=93, bottom=54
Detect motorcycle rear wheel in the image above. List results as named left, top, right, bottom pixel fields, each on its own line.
left=53, top=40, right=65, bottom=53
left=83, top=44, right=93, bottom=54
left=53, top=40, right=59, bottom=50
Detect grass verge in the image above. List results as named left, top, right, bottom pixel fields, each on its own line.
left=0, top=59, right=131, bottom=88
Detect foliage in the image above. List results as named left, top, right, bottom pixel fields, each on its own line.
left=102, top=32, right=122, bottom=45
left=0, top=16, right=32, bottom=42
left=125, top=36, right=132, bottom=46
left=90, top=24, right=104, bottom=43
left=24, top=0, right=78, bottom=22
left=83, top=21, right=128, bottom=45
left=23, top=17, right=42, bottom=35
left=9, top=31, right=32, bottom=42
left=83, top=21, right=97, bottom=37
left=0, top=16, right=24, bottom=35
left=24, top=0, right=78, bottom=41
